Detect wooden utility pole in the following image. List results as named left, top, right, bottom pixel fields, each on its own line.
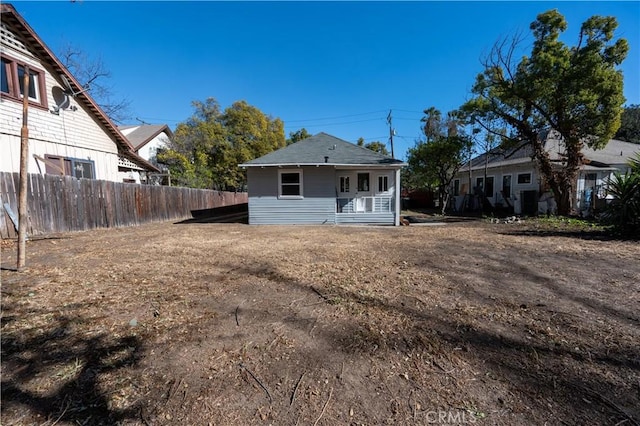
left=17, top=66, right=30, bottom=271
left=387, top=110, right=395, bottom=159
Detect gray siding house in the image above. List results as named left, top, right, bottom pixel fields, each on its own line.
left=240, top=133, right=405, bottom=225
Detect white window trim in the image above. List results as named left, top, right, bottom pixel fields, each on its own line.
left=278, top=169, right=303, bottom=199
left=338, top=175, right=351, bottom=194
left=376, top=174, right=390, bottom=194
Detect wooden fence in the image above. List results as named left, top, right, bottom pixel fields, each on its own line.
left=0, top=172, right=247, bottom=239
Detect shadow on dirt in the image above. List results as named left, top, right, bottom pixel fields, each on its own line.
left=495, top=228, right=624, bottom=241
left=230, top=260, right=640, bottom=425
left=1, top=310, right=144, bottom=425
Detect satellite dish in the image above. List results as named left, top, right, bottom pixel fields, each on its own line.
left=52, top=86, right=71, bottom=110
left=59, top=73, right=89, bottom=96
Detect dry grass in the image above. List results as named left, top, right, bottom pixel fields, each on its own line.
left=1, top=220, right=639, bottom=425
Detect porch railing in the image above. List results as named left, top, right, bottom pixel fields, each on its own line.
left=337, top=196, right=393, bottom=213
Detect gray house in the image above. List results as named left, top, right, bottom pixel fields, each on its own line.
left=240, top=133, right=406, bottom=225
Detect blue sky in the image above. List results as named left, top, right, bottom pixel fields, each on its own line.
left=12, top=1, right=640, bottom=160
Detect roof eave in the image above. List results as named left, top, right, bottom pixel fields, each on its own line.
left=2, top=4, right=154, bottom=170
left=240, top=162, right=406, bottom=168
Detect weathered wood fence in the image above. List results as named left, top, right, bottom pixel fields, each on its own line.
left=0, top=172, right=247, bottom=239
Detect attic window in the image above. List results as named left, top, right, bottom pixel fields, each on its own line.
left=0, top=54, right=47, bottom=108
left=278, top=169, right=303, bottom=199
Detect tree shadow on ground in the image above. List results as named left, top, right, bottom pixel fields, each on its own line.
left=1, top=311, right=144, bottom=425
left=495, top=227, right=638, bottom=241
left=230, top=260, right=640, bottom=425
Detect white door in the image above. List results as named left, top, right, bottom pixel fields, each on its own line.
left=355, top=172, right=371, bottom=212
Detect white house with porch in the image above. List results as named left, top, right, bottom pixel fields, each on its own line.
left=451, top=130, right=639, bottom=216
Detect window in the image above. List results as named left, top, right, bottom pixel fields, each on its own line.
left=502, top=175, right=512, bottom=198
left=73, top=160, right=94, bottom=179
left=339, top=176, right=350, bottom=193
left=485, top=176, right=494, bottom=198
left=44, top=155, right=95, bottom=179
left=357, top=173, right=370, bottom=192
left=1, top=58, right=9, bottom=94
left=278, top=169, right=303, bottom=198
left=517, top=173, right=532, bottom=184
left=453, top=179, right=460, bottom=196
left=377, top=175, right=388, bottom=193
left=0, top=55, right=47, bottom=107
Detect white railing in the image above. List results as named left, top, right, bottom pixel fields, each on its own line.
left=337, top=196, right=393, bottom=213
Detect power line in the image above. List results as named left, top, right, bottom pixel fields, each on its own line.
left=284, top=110, right=388, bottom=123
left=286, top=117, right=384, bottom=128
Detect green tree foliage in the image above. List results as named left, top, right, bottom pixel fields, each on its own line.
left=614, top=105, right=640, bottom=143
left=602, top=153, right=640, bottom=236
left=157, top=98, right=285, bottom=190
left=364, top=141, right=390, bottom=156
left=286, top=128, right=312, bottom=145
left=406, top=107, right=472, bottom=213
left=462, top=10, right=629, bottom=215
left=357, top=137, right=390, bottom=155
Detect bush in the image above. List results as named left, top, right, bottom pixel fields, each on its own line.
left=601, top=153, right=640, bottom=236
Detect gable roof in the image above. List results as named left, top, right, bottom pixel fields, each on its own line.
left=1, top=4, right=159, bottom=173
left=240, top=132, right=405, bottom=167
left=464, top=130, right=639, bottom=172
left=119, top=124, right=173, bottom=151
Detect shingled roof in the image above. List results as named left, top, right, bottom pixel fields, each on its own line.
left=119, top=124, right=173, bottom=151
left=464, top=130, right=639, bottom=171
left=241, top=133, right=405, bottom=167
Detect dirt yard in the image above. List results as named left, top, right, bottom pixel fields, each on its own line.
left=1, top=219, right=639, bottom=425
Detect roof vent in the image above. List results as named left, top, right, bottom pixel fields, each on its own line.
left=324, top=156, right=329, bottom=163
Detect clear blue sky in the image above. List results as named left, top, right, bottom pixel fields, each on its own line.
left=12, top=1, right=640, bottom=160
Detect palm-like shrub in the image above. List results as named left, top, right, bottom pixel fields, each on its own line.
left=602, top=153, right=640, bottom=236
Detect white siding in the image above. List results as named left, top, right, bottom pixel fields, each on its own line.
left=1, top=27, right=121, bottom=181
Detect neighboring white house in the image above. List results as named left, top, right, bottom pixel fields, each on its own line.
left=451, top=130, right=640, bottom=216
left=119, top=124, right=173, bottom=183
left=240, top=133, right=406, bottom=226
left=119, top=124, right=173, bottom=163
left=0, top=3, right=158, bottom=182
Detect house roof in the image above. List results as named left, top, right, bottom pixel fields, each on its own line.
left=118, top=124, right=173, bottom=151
left=464, top=130, right=639, bottom=172
left=1, top=4, right=159, bottom=173
left=240, top=132, right=405, bottom=168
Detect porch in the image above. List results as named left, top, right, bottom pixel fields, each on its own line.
left=335, top=196, right=395, bottom=225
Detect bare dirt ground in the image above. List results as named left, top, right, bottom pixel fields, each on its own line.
left=1, top=218, right=639, bottom=425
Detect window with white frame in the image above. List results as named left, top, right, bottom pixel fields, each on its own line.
left=0, top=55, right=46, bottom=107
left=339, top=176, right=350, bottom=193
left=357, top=173, right=370, bottom=192
left=377, top=175, right=389, bottom=193
left=278, top=169, right=303, bottom=198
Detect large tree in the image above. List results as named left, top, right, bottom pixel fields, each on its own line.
left=614, top=104, right=640, bottom=143
left=462, top=10, right=628, bottom=215
left=157, top=98, right=284, bottom=190
left=406, top=107, right=472, bottom=213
